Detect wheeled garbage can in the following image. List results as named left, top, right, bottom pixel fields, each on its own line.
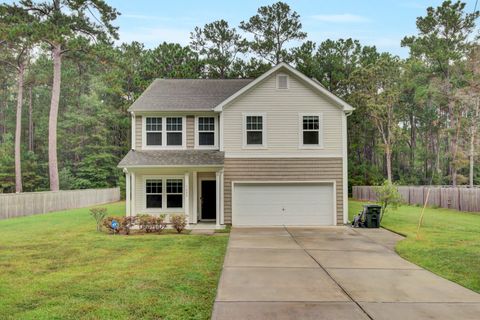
left=363, top=204, right=381, bottom=228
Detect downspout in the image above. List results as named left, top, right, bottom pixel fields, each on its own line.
left=343, top=109, right=353, bottom=224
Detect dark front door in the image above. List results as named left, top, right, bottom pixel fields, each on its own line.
left=201, top=180, right=216, bottom=220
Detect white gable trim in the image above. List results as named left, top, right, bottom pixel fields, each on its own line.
left=213, top=62, right=355, bottom=113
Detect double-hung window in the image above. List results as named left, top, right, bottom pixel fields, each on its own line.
left=146, top=117, right=162, bottom=146
left=145, top=177, right=183, bottom=210
left=197, top=117, right=216, bottom=147
left=245, top=114, right=265, bottom=146
left=146, top=179, right=162, bottom=208
left=166, top=117, right=182, bottom=146
left=300, top=114, right=322, bottom=147
left=166, top=179, right=183, bottom=208
left=144, top=117, right=184, bottom=148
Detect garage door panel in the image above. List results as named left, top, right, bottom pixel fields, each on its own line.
left=233, top=183, right=334, bottom=226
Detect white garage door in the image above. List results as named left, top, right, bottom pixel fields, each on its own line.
left=232, top=182, right=334, bottom=226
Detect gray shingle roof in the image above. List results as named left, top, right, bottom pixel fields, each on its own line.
left=128, top=79, right=254, bottom=111
left=118, top=150, right=224, bottom=167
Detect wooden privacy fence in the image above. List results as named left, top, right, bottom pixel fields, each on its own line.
left=0, top=187, right=121, bottom=220
left=352, top=186, right=480, bottom=213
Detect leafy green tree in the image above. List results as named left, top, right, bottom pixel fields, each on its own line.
left=374, top=180, right=404, bottom=220
left=143, top=42, right=201, bottom=79
left=240, top=1, right=307, bottom=64
left=190, top=20, right=246, bottom=78
left=20, top=0, right=119, bottom=191
left=0, top=3, right=36, bottom=193
left=402, top=0, right=479, bottom=185
left=0, top=133, right=15, bottom=193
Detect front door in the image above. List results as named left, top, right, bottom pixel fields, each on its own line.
left=201, top=180, right=216, bottom=220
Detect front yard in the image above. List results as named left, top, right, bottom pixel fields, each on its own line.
left=349, top=200, right=480, bottom=293
left=0, top=202, right=228, bottom=320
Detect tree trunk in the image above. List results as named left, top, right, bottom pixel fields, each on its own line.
left=469, top=98, right=479, bottom=187
left=385, top=144, right=392, bottom=183
left=15, top=63, right=25, bottom=193
left=28, top=85, right=33, bottom=152
left=48, top=44, right=62, bottom=191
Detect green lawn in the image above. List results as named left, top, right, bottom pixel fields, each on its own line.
left=0, top=202, right=228, bottom=320
left=349, top=199, right=480, bottom=293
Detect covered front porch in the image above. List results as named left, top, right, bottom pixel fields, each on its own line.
left=124, top=166, right=225, bottom=227
left=119, top=149, right=225, bottom=227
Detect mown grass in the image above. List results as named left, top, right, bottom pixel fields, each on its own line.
left=349, top=200, right=480, bottom=293
left=0, top=202, right=228, bottom=320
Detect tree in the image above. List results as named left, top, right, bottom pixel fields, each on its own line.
left=374, top=180, right=403, bottom=220
left=0, top=3, right=35, bottom=193
left=402, top=0, right=479, bottom=185
left=240, top=1, right=306, bottom=64
left=20, top=0, right=119, bottom=191
left=190, top=20, right=246, bottom=78
left=143, top=42, right=201, bottom=79
left=351, top=54, right=403, bottom=182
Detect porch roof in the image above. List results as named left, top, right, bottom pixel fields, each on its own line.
left=118, top=150, right=224, bottom=168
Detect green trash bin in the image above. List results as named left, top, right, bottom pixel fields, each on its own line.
left=363, top=204, right=381, bottom=228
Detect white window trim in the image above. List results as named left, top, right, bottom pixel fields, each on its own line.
left=142, top=116, right=187, bottom=150
left=276, top=73, right=289, bottom=90
left=242, top=112, right=267, bottom=149
left=298, top=113, right=324, bottom=149
left=143, top=175, right=185, bottom=213
left=194, top=116, right=219, bottom=149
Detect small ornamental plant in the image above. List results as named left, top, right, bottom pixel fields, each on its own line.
left=170, top=214, right=187, bottom=234
left=90, top=207, right=107, bottom=232
left=137, top=214, right=167, bottom=233
left=102, top=216, right=122, bottom=234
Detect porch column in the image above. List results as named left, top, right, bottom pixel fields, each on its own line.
left=131, top=172, right=136, bottom=216
left=192, top=171, right=198, bottom=224
left=220, top=169, right=224, bottom=225
left=125, top=170, right=131, bottom=216
left=215, top=171, right=221, bottom=227
left=184, top=172, right=190, bottom=225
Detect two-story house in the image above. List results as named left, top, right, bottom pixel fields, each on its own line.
left=118, top=63, right=354, bottom=227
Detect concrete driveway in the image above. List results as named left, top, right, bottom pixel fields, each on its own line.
left=212, top=226, right=480, bottom=320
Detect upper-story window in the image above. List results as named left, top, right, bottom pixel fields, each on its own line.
left=166, top=117, right=182, bottom=146
left=244, top=113, right=266, bottom=147
left=144, top=117, right=185, bottom=149
left=146, top=117, right=162, bottom=146
left=196, top=116, right=216, bottom=148
left=299, top=113, right=323, bottom=148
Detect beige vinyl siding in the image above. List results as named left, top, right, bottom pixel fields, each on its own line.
left=222, top=70, right=344, bottom=157
left=135, top=116, right=142, bottom=150
left=223, top=158, right=344, bottom=224
left=186, top=115, right=194, bottom=148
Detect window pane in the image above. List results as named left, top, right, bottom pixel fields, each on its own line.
left=167, top=117, right=182, bottom=131
left=167, top=132, right=182, bottom=145
left=167, top=195, right=183, bottom=208
left=303, top=131, right=319, bottom=145
left=247, top=131, right=263, bottom=145
left=246, top=116, right=263, bottom=130
left=146, top=180, right=162, bottom=194
left=303, top=116, right=319, bottom=130
left=147, top=132, right=162, bottom=145
left=199, top=132, right=215, bottom=145
left=146, top=195, right=162, bottom=208
left=146, top=117, right=162, bottom=131
left=167, top=179, right=183, bottom=193
left=199, top=117, right=215, bottom=131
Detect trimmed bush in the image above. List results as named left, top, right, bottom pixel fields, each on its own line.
left=137, top=214, right=167, bottom=233
left=170, top=214, right=187, bottom=233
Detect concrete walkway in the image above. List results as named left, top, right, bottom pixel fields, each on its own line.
left=212, top=226, right=480, bottom=320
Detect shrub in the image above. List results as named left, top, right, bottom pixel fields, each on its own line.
left=170, top=214, right=187, bottom=233
left=90, top=207, right=107, bottom=232
left=120, top=216, right=137, bottom=235
left=137, top=214, right=167, bottom=233
left=374, top=180, right=404, bottom=221
left=102, top=216, right=122, bottom=234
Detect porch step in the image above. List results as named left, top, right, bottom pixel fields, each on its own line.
left=190, top=229, right=215, bottom=235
